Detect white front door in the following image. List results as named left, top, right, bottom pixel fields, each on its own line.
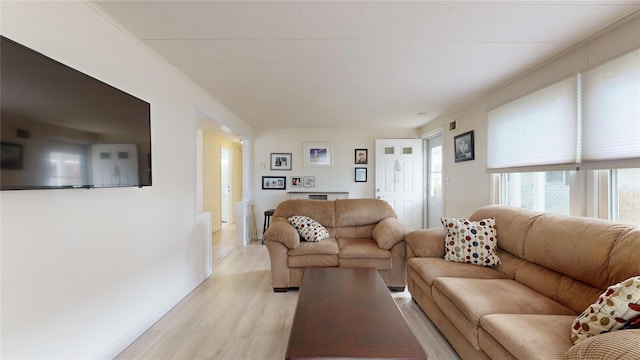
left=426, top=134, right=443, bottom=228
left=375, top=139, right=424, bottom=229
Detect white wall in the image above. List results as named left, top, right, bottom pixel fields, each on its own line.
left=0, top=1, right=251, bottom=358
left=253, top=127, right=417, bottom=236
left=418, top=14, right=640, bottom=218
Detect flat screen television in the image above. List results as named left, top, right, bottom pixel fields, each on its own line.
left=1, top=36, right=151, bottom=190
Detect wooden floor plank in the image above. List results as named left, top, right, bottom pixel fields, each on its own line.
left=116, top=228, right=460, bottom=360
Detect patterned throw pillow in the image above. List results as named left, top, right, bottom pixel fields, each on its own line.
left=440, top=217, right=500, bottom=266
left=571, top=276, right=640, bottom=344
left=288, top=215, right=331, bottom=242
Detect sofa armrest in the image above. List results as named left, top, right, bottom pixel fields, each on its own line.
left=263, top=218, right=300, bottom=249
left=405, top=228, right=446, bottom=258
left=562, top=329, right=640, bottom=360
left=372, top=217, right=409, bottom=250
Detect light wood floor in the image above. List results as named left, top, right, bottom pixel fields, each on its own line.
left=116, top=227, right=461, bottom=360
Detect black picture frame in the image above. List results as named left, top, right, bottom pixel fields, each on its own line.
left=261, top=176, right=286, bottom=190
left=355, top=148, right=368, bottom=164
left=1, top=142, right=24, bottom=169
left=454, top=131, right=475, bottom=162
left=355, top=167, right=367, bottom=182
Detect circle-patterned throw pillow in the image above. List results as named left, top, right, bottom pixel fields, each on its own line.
left=571, top=276, right=640, bottom=344
left=440, top=217, right=500, bottom=266
left=288, top=215, right=330, bottom=242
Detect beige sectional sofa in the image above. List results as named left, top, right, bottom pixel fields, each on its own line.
left=263, top=199, right=409, bottom=292
left=406, top=205, right=640, bottom=360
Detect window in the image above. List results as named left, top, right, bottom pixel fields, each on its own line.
left=49, top=152, right=83, bottom=186
left=429, top=144, right=442, bottom=198
left=611, top=168, right=640, bottom=225
left=500, top=172, right=571, bottom=215
left=48, top=140, right=89, bottom=187
left=491, top=49, right=640, bottom=225
left=487, top=76, right=577, bottom=171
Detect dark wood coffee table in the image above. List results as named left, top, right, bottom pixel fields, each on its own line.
left=285, top=267, right=427, bottom=360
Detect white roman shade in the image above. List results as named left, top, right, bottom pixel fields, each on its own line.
left=581, top=49, right=640, bottom=169
left=487, top=76, right=577, bottom=172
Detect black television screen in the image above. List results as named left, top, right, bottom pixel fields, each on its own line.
left=1, top=36, right=151, bottom=190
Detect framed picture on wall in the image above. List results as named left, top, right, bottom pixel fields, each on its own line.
left=454, top=131, right=475, bottom=162
left=355, top=167, right=367, bottom=182
left=291, top=176, right=302, bottom=188
left=303, top=176, right=315, bottom=188
left=262, top=176, right=286, bottom=190
left=303, top=143, right=332, bottom=167
left=1, top=142, right=23, bottom=169
left=270, top=153, right=292, bottom=170
left=355, top=149, right=368, bottom=164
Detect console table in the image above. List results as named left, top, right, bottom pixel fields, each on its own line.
left=287, top=191, right=348, bottom=200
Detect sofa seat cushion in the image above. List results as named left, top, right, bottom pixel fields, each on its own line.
left=288, top=254, right=339, bottom=268
left=432, top=278, right=576, bottom=349
left=337, top=238, right=391, bottom=259
left=288, top=237, right=339, bottom=256
left=562, top=328, right=640, bottom=360
left=339, top=258, right=392, bottom=270
left=479, top=314, right=576, bottom=360
left=407, top=257, right=509, bottom=287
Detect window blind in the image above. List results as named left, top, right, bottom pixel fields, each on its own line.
left=487, top=76, right=577, bottom=172
left=581, top=49, right=640, bottom=169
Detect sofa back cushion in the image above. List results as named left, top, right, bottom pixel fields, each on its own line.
left=470, top=205, right=640, bottom=314
left=274, top=200, right=336, bottom=227
left=470, top=205, right=541, bottom=259
left=334, top=199, right=397, bottom=227
left=524, top=214, right=636, bottom=289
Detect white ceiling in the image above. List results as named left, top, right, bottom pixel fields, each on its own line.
left=95, top=1, right=640, bottom=130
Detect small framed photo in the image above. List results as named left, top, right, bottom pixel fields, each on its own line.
left=303, top=143, right=332, bottom=167
left=355, top=149, right=368, bottom=164
left=355, top=167, right=367, bottom=182
left=262, top=176, right=286, bottom=190
left=454, top=130, right=475, bottom=162
left=1, top=142, right=24, bottom=169
left=270, top=153, right=292, bottom=170
left=291, top=176, right=302, bottom=188
left=303, top=176, right=315, bottom=188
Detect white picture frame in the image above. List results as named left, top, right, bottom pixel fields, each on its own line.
left=303, top=143, right=333, bottom=167
left=291, top=176, right=302, bottom=188
left=303, top=176, right=315, bottom=188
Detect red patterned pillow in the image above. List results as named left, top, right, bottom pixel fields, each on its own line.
left=288, top=215, right=330, bottom=242
left=440, top=217, right=500, bottom=266
left=571, top=276, right=640, bottom=344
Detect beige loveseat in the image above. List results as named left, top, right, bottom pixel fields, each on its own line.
left=406, top=205, right=640, bottom=360
left=263, top=199, right=409, bottom=292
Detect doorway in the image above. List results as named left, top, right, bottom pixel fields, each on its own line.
left=196, top=114, right=243, bottom=265
left=221, top=147, right=231, bottom=224
left=425, top=134, right=443, bottom=228
left=374, top=138, right=424, bottom=229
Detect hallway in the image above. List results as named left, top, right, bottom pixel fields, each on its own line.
left=212, top=223, right=238, bottom=265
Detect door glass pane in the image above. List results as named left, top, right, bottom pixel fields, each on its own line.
left=502, top=171, right=571, bottom=215
left=613, top=168, right=640, bottom=225
left=429, top=145, right=442, bottom=197
left=384, top=147, right=394, bottom=155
